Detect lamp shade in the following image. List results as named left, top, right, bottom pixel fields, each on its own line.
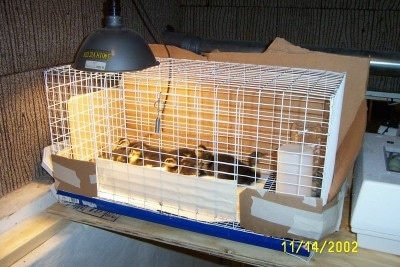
left=72, top=17, right=159, bottom=72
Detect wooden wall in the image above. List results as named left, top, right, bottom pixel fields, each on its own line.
left=0, top=0, right=179, bottom=197
left=178, top=1, right=399, bottom=50
left=176, top=0, right=400, bottom=93
left=1, top=0, right=399, bottom=196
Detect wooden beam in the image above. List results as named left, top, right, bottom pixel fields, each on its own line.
left=0, top=182, right=57, bottom=235
left=0, top=213, right=69, bottom=267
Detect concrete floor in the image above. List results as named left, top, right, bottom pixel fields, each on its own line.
left=11, top=220, right=228, bottom=267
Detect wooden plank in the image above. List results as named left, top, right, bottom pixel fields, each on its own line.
left=0, top=182, right=56, bottom=234
left=46, top=199, right=400, bottom=267
left=0, top=213, right=70, bottom=267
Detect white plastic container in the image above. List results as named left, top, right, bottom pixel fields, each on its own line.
left=276, top=144, right=314, bottom=196
left=351, top=133, right=400, bottom=255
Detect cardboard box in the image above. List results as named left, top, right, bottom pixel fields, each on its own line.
left=49, top=38, right=369, bottom=240
left=205, top=37, right=369, bottom=201
left=205, top=38, right=369, bottom=240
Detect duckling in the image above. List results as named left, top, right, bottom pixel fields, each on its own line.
left=196, top=146, right=260, bottom=185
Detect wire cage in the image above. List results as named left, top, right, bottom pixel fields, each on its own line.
left=45, top=58, right=345, bottom=226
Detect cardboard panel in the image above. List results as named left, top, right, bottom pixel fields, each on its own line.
left=52, top=154, right=97, bottom=197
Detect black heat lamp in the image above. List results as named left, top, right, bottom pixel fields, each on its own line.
left=72, top=0, right=159, bottom=72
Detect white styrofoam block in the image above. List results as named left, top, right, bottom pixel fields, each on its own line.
left=276, top=144, right=313, bottom=197
left=351, top=133, right=400, bottom=255
left=96, top=158, right=238, bottom=222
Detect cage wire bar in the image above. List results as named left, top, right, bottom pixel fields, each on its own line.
left=45, top=57, right=345, bottom=236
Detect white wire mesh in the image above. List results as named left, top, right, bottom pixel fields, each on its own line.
left=45, top=58, right=345, bottom=223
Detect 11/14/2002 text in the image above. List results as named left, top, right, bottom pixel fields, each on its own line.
left=282, top=240, right=358, bottom=254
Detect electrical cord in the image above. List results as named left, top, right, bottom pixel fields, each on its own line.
left=131, top=0, right=171, bottom=58
left=131, top=0, right=172, bottom=133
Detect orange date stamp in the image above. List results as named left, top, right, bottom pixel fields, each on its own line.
left=282, top=240, right=358, bottom=253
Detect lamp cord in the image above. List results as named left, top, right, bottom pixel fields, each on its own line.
left=131, top=0, right=161, bottom=47
left=132, top=0, right=172, bottom=134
